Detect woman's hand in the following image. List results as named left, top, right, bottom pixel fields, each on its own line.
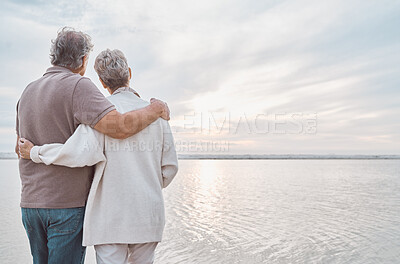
left=18, top=138, right=34, bottom=160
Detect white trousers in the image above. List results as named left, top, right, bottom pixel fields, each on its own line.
left=94, top=242, right=158, bottom=264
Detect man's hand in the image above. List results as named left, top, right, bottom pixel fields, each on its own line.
left=150, top=98, right=170, bottom=121
left=18, top=138, right=34, bottom=160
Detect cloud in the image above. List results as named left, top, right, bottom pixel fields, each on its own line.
left=0, top=0, right=399, bottom=153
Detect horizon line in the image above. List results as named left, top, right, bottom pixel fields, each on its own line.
left=1, top=152, right=399, bottom=160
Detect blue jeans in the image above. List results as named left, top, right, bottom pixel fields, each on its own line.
left=21, top=207, right=86, bottom=264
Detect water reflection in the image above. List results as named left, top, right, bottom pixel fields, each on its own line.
left=194, top=160, right=221, bottom=213
left=157, top=160, right=400, bottom=263
left=1, top=160, right=400, bottom=263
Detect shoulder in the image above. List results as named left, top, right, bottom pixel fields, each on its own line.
left=107, top=93, right=149, bottom=108
left=19, top=76, right=47, bottom=104
left=135, top=97, right=150, bottom=107
left=20, top=76, right=45, bottom=95
left=72, top=77, right=105, bottom=99
left=74, top=77, right=97, bottom=90
left=54, top=70, right=89, bottom=89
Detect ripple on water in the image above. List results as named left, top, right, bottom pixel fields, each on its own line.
left=156, top=160, right=400, bottom=263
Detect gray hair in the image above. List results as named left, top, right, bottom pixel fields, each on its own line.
left=50, top=27, right=94, bottom=70
left=94, top=49, right=130, bottom=90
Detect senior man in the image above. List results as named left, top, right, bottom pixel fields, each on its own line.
left=15, top=27, right=169, bottom=264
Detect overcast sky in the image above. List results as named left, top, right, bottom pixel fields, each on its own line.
left=0, top=0, right=399, bottom=154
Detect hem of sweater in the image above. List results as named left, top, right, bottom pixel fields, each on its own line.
left=20, top=201, right=86, bottom=209
left=83, top=236, right=163, bottom=247
left=83, top=225, right=164, bottom=246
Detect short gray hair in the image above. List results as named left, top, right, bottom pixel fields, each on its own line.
left=94, top=49, right=130, bottom=90
left=50, top=27, right=94, bottom=70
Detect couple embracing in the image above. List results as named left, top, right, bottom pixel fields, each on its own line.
left=16, top=27, right=178, bottom=264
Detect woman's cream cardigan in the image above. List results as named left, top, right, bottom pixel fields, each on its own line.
left=30, top=87, right=178, bottom=246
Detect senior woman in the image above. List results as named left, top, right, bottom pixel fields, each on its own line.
left=19, top=49, right=178, bottom=264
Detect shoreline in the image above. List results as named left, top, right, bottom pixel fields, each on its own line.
left=178, top=154, right=400, bottom=160
left=1, top=153, right=399, bottom=160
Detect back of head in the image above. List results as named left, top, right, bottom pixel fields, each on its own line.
left=50, top=27, right=94, bottom=70
left=94, top=49, right=130, bottom=91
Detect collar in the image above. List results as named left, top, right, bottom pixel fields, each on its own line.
left=43, top=66, right=74, bottom=76
left=112, top=87, right=140, bottom=98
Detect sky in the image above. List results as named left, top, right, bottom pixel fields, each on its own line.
left=0, top=0, right=399, bottom=154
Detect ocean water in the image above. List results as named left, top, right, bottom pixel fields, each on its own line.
left=1, top=159, right=399, bottom=263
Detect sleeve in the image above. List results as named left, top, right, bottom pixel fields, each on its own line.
left=30, top=124, right=106, bottom=168
left=72, top=78, right=116, bottom=128
left=161, top=120, right=178, bottom=188
left=15, top=100, right=19, bottom=135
